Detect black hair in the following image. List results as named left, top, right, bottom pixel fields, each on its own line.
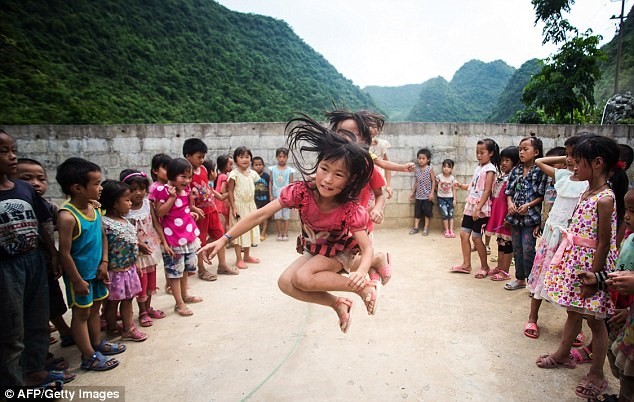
left=325, top=109, right=372, bottom=146
left=233, top=146, right=252, bottom=161
left=17, top=158, right=45, bottom=170
left=166, top=158, right=192, bottom=181
left=573, top=135, right=628, bottom=226
left=619, top=143, right=633, bottom=170
left=202, top=159, right=216, bottom=175
left=150, top=153, right=172, bottom=181
left=500, top=146, right=520, bottom=167
left=182, top=138, right=208, bottom=157
left=477, top=138, right=501, bottom=172
left=275, top=148, right=289, bottom=157
left=564, top=133, right=597, bottom=148
left=99, top=180, right=131, bottom=214
left=545, top=146, right=566, bottom=157
left=359, top=110, right=385, bottom=133
left=286, top=114, right=373, bottom=204
left=56, top=157, right=102, bottom=196
left=252, top=156, right=264, bottom=165
left=519, top=136, right=544, bottom=161
left=119, top=169, right=150, bottom=190
left=217, top=154, right=232, bottom=173
left=417, top=148, right=431, bottom=160
left=442, top=159, right=455, bottom=168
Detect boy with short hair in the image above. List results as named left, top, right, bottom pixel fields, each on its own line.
left=56, top=157, right=122, bottom=371
left=183, top=138, right=237, bottom=279
left=252, top=156, right=270, bottom=241
left=409, top=148, right=436, bottom=236
left=269, top=148, right=295, bottom=241
left=0, top=131, right=71, bottom=386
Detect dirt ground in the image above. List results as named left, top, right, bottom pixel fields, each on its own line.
left=49, top=229, right=617, bottom=401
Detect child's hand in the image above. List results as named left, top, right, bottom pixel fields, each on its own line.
left=192, top=206, right=205, bottom=220
left=580, top=282, right=597, bottom=299
left=608, top=308, right=629, bottom=328
left=428, top=194, right=434, bottom=202
left=507, top=201, right=517, bottom=215
left=517, top=204, right=529, bottom=215
left=473, top=207, right=482, bottom=219
left=167, top=186, right=177, bottom=198
left=578, top=271, right=597, bottom=286
left=197, top=239, right=224, bottom=264
left=385, top=186, right=393, bottom=199
left=138, top=242, right=153, bottom=255
left=533, top=225, right=542, bottom=238
left=346, top=271, right=366, bottom=292
left=369, top=208, right=384, bottom=224
left=88, top=199, right=102, bottom=209
left=452, top=198, right=457, bottom=207
left=409, top=192, right=414, bottom=201
left=97, top=262, right=110, bottom=285
left=72, top=279, right=90, bottom=296
left=163, top=242, right=175, bottom=258
left=191, top=211, right=200, bottom=221
left=607, top=271, right=634, bottom=294
left=50, top=254, right=62, bottom=279
left=404, top=162, right=415, bottom=172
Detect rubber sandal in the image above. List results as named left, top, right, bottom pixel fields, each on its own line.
left=147, top=307, right=166, bottom=319
left=139, top=312, right=153, bottom=327
left=198, top=269, right=218, bottom=281
left=570, top=346, right=593, bottom=364
left=174, top=305, right=193, bottom=317
left=94, top=340, right=127, bottom=356
left=474, top=269, right=490, bottom=279
left=217, top=265, right=240, bottom=275
left=490, top=271, right=512, bottom=281
left=235, top=261, right=248, bottom=269
left=334, top=297, right=353, bottom=334
left=244, top=256, right=260, bottom=263
left=34, top=380, right=64, bottom=392
left=80, top=351, right=119, bottom=371
left=535, top=353, right=576, bottom=369
left=183, top=295, right=203, bottom=304
left=121, top=327, right=148, bottom=342
left=572, top=331, right=585, bottom=347
left=450, top=265, right=471, bottom=274
left=504, top=280, right=526, bottom=291
left=376, top=252, right=392, bottom=285
left=524, top=322, right=539, bottom=339
left=358, top=280, right=380, bottom=315
left=575, top=375, right=607, bottom=399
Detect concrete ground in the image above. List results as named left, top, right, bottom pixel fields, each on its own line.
left=50, top=229, right=617, bottom=402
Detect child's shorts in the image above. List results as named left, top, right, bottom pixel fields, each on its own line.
left=301, top=250, right=354, bottom=273
left=496, top=237, right=513, bottom=254
left=48, top=272, right=67, bottom=319
left=437, top=197, right=454, bottom=220
left=197, top=212, right=224, bottom=245
left=414, top=199, right=433, bottom=219
left=274, top=207, right=291, bottom=220
left=163, top=251, right=197, bottom=279
left=461, top=215, right=489, bottom=237
left=608, top=347, right=634, bottom=400
left=63, top=276, right=109, bottom=308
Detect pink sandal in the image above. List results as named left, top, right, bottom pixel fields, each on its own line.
left=358, top=281, right=380, bottom=315
left=375, top=253, right=392, bottom=285
left=147, top=308, right=166, bottom=319
left=334, top=297, right=353, bottom=334
left=121, top=327, right=147, bottom=342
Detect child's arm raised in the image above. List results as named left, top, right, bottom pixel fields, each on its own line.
left=198, top=199, right=282, bottom=262
left=57, top=211, right=89, bottom=295
left=535, top=156, right=566, bottom=179
left=156, top=186, right=177, bottom=217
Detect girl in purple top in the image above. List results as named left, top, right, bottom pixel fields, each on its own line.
left=199, top=115, right=379, bottom=334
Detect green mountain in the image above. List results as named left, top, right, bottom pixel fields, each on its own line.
left=487, top=59, right=543, bottom=122
left=594, top=5, right=634, bottom=104
left=362, top=84, right=422, bottom=121
left=0, top=0, right=375, bottom=124
left=407, top=60, right=515, bottom=122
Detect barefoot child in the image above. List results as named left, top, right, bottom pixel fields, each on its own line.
left=56, top=157, right=123, bottom=371
left=100, top=180, right=147, bottom=342
left=199, top=115, right=380, bottom=333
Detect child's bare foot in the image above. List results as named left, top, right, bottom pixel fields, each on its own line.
left=333, top=297, right=353, bottom=333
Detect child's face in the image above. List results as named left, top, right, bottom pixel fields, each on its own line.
left=442, top=164, right=452, bottom=175
left=129, top=182, right=147, bottom=207
left=337, top=119, right=361, bottom=140
left=16, top=163, right=47, bottom=196
left=624, top=190, right=634, bottom=232
left=153, top=166, right=168, bottom=183
left=417, top=154, right=429, bottom=167
left=172, top=169, right=192, bottom=192
left=224, top=158, right=234, bottom=173
left=573, top=156, right=592, bottom=181
left=565, top=145, right=576, bottom=171
left=186, top=152, right=206, bottom=169
left=276, top=153, right=288, bottom=166
left=0, top=133, right=18, bottom=176
left=253, top=160, right=264, bottom=174
left=114, top=190, right=132, bottom=216
left=476, top=144, right=493, bottom=165
left=78, top=171, right=103, bottom=201
left=236, top=153, right=251, bottom=169
left=519, top=139, right=538, bottom=164
left=500, top=157, right=514, bottom=174
left=207, top=167, right=217, bottom=183
left=315, top=158, right=349, bottom=199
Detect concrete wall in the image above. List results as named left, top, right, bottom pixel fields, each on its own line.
left=9, top=122, right=634, bottom=230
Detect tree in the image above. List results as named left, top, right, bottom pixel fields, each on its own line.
left=522, top=31, right=606, bottom=123
left=531, top=0, right=578, bottom=44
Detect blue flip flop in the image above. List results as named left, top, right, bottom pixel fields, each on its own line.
left=80, top=351, right=119, bottom=371
left=94, top=340, right=126, bottom=356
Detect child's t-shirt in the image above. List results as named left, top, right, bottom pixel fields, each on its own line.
left=60, top=201, right=103, bottom=280
left=191, top=165, right=216, bottom=214
left=505, top=163, right=548, bottom=227
left=150, top=184, right=200, bottom=247
left=369, top=138, right=390, bottom=160
left=270, top=165, right=295, bottom=199
left=102, top=216, right=138, bottom=271
left=464, top=162, right=497, bottom=217
left=436, top=174, right=456, bottom=198
left=254, top=172, right=270, bottom=208
left=0, top=180, right=52, bottom=258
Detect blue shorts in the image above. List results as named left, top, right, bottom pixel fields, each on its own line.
left=163, top=251, right=197, bottom=279
left=274, top=207, right=291, bottom=220
left=437, top=197, right=454, bottom=220
left=63, top=276, right=109, bottom=308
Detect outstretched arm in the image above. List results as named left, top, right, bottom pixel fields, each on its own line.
left=374, top=158, right=415, bottom=173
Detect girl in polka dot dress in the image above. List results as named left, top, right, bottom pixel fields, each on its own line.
left=538, top=135, right=627, bottom=400
left=152, top=158, right=203, bottom=317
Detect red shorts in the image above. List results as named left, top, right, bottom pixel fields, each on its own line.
left=197, top=211, right=224, bottom=246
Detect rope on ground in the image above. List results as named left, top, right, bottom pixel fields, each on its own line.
left=240, top=303, right=310, bottom=401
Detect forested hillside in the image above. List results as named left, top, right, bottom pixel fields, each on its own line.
left=487, top=59, right=543, bottom=122
left=0, top=0, right=375, bottom=124
left=363, top=84, right=422, bottom=121
left=407, top=60, right=515, bottom=122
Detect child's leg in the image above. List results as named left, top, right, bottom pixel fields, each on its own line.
left=234, top=244, right=244, bottom=266
left=71, top=305, right=95, bottom=359
left=50, top=315, right=71, bottom=339
left=537, top=310, right=583, bottom=365
left=449, top=218, right=454, bottom=233
left=442, top=219, right=449, bottom=233
left=423, top=216, right=430, bottom=231
left=168, top=277, right=186, bottom=311
left=584, top=316, right=608, bottom=385
left=527, top=297, right=542, bottom=328
left=457, top=230, right=472, bottom=269
left=283, top=219, right=290, bottom=237
left=510, top=226, right=526, bottom=283
left=104, top=300, right=119, bottom=332
left=120, top=300, right=134, bottom=333
left=275, top=219, right=282, bottom=236
left=261, top=219, right=268, bottom=239
left=521, top=226, right=537, bottom=279
left=179, top=252, right=202, bottom=304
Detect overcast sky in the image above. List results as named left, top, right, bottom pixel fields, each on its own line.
left=214, top=0, right=629, bottom=88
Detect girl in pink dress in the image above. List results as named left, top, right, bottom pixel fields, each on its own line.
left=538, top=135, right=628, bottom=400
left=199, top=114, right=379, bottom=334
left=215, top=155, right=233, bottom=232
left=484, top=146, right=519, bottom=281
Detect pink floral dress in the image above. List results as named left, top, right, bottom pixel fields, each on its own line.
left=545, top=188, right=618, bottom=318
